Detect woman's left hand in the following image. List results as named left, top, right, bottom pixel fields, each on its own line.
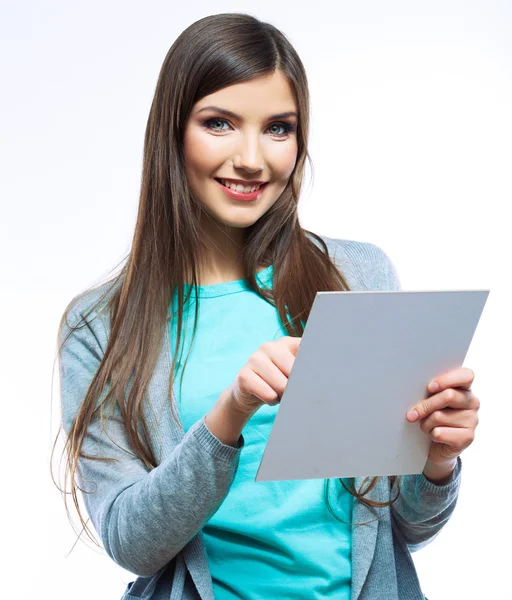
left=406, top=367, right=480, bottom=466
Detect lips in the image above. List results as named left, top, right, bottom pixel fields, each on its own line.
left=214, top=178, right=269, bottom=201
left=215, top=178, right=266, bottom=191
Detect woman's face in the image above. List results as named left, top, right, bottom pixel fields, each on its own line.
left=183, top=70, right=299, bottom=232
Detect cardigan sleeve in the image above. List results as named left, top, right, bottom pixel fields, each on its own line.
left=390, top=456, right=462, bottom=552
left=58, top=304, right=244, bottom=577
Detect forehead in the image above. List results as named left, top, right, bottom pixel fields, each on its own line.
left=193, top=71, right=298, bottom=119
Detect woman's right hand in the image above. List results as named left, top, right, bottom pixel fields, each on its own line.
left=224, top=336, right=302, bottom=417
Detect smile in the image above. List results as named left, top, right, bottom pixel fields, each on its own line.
left=216, top=178, right=266, bottom=193
left=214, top=178, right=269, bottom=201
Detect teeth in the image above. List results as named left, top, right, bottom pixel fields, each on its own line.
left=220, top=179, right=264, bottom=193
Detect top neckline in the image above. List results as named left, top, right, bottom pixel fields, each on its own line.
left=178, top=264, right=274, bottom=299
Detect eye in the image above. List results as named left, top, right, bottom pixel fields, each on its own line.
left=201, top=118, right=296, bottom=138
left=267, top=122, right=296, bottom=137
left=202, top=118, right=230, bottom=132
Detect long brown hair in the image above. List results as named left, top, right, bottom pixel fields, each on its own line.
left=52, top=12, right=400, bottom=549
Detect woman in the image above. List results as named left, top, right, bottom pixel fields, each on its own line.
left=55, top=12, right=479, bottom=600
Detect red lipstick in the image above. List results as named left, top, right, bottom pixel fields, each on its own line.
left=215, top=179, right=269, bottom=202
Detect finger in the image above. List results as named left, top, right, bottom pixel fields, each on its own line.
left=429, top=426, right=475, bottom=454
left=427, top=367, right=475, bottom=394
left=283, top=336, right=302, bottom=356
left=238, top=368, right=280, bottom=406
left=420, top=408, right=479, bottom=435
left=262, top=341, right=297, bottom=377
left=407, top=388, right=478, bottom=422
left=249, top=350, right=289, bottom=397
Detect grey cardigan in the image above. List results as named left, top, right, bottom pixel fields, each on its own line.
left=58, top=235, right=461, bottom=600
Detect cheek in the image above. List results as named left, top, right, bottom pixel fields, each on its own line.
left=183, top=130, right=218, bottom=173
left=271, top=138, right=298, bottom=165
left=273, top=144, right=298, bottom=180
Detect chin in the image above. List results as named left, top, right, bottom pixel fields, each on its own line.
left=201, top=205, right=262, bottom=227
left=221, top=217, right=261, bottom=229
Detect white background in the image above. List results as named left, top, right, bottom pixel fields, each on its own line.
left=1, top=1, right=510, bottom=598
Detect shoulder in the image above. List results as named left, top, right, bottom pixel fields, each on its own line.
left=306, top=232, right=401, bottom=291
left=58, top=280, right=117, bottom=348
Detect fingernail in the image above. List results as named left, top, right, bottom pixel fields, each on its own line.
left=428, top=381, right=440, bottom=392
left=407, top=409, right=419, bottom=422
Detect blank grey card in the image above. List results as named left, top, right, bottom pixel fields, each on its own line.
left=255, top=289, right=489, bottom=482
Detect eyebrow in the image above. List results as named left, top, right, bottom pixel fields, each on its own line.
left=196, top=105, right=298, bottom=121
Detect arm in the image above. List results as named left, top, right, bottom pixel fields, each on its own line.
left=390, top=456, right=462, bottom=552
left=58, top=306, right=245, bottom=577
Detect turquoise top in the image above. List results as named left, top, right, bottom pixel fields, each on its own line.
left=60, top=235, right=463, bottom=600
left=170, top=264, right=353, bottom=599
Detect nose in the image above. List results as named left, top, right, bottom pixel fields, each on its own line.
left=233, top=133, right=265, bottom=172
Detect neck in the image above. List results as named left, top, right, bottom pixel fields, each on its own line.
left=194, top=215, right=247, bottom=285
